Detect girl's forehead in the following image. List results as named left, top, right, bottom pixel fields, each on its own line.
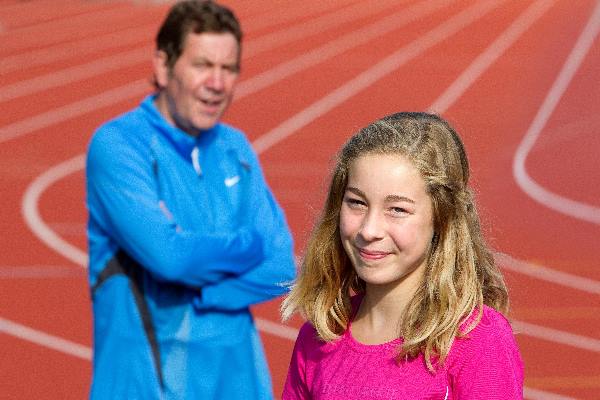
left=346, top=154, right=427, bottom=194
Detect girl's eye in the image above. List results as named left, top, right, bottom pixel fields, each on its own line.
left=344, top=196, right=365, bottom=208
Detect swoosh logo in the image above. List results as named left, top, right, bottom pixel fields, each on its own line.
left=224, top=175, right=240, bottom=187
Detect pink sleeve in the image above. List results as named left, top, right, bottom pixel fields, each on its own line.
left=282, top=323, right=315, bottom=400
left=449, top=310, right=524, bottom=399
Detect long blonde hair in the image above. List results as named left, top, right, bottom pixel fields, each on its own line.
left=281, top=112, right=509, bottom=370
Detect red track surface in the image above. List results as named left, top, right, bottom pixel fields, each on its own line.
left=1, top=1, right=599, bottom=398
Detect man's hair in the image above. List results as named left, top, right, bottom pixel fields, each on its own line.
left=281, top=112, right=509, bottom=371
left=156, top=0, right=242, bottom=69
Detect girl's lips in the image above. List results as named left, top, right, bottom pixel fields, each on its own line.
left=358, top=248, right=390, bottom=260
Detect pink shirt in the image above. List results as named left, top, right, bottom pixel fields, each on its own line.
left=283, top=304, right=523, bottom=399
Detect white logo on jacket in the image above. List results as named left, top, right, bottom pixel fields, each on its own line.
left=224, top=175, right=240, bottom=187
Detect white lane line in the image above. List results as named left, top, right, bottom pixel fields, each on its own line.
left=496, top=252, right=600, bottom=295
left=430, top=0, right=556, bottom=113
left=225, top=0, right=408, bottom=58
left=243, top=0, right=405, bottom=59
left=0, top=25, right=152, bottom=75
left=0, top=265, right=84, bottom=279
left=514, top=319, right=600, bottom=353
left=513, top=1, right=600, bottom=226
left=253, top=0, right=502, bottom=153
left=0, top=0, right=450, bottom=144
left=524, top=387, right=577, bottom=400
left=255, top=318, right=299, bottom=341
left=0, top=47, right=151, bottom=103
left=0, top=80, right=149, bottom=144
left=0, top=316, right=91, bottom=360
left=21, top=154, right=88, bottom=266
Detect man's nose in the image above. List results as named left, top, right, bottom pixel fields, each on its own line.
left=206, top=67, right=225, bottom=91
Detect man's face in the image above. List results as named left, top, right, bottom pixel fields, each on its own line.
left=154, top=32, right=240, bottom=135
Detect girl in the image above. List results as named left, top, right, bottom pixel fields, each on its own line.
left=281, top=112, right=523, bottom=399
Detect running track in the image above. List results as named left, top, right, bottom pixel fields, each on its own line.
left=1, top=0, right=599, bottom=398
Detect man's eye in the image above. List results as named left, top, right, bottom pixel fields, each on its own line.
left=389, top=207, right=408, bottom=216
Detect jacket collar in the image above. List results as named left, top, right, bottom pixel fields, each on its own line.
left=140, top=94, right=218, bottom=160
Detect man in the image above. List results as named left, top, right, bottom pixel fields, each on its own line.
left=85, top=1, right=296, bottom=398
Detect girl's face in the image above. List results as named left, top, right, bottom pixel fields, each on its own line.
left=340, top=153, right=435, bottom=294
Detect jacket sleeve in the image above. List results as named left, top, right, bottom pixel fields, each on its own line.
left=193, top=139, right=296, bottom=310
left=86, top=127, right=264, bottom=287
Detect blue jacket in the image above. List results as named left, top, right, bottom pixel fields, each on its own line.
left=86, top=95, right=295, bottom=399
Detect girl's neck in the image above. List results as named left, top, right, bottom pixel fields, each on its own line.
left=351, top=285, right=413, bottom=345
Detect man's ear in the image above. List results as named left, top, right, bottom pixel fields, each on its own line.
left=153, top=50, right=170, bottom=88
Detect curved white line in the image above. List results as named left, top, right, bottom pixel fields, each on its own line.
left=513, top=2, right=600, bottom=225
left=21, top=154, right=88, bottom=267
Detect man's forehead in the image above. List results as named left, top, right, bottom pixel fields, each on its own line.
left=181, top=31, right=240, bottom=60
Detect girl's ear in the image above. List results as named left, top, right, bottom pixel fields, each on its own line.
left=152, top=50, right=170, bottom=89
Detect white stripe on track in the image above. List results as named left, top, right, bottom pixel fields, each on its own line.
left=0, top=25, right=152, bottom=75
left=514, top=319, right=600, bottom=353
left=0, top=265, right=84, bottom=279
left=255, top=318, right=299, bottom=341
left=0, top=47, right=151, bottom=103
left=243, top=0, right=406, bottom=59
left=430, top=0, right=556, bottom=113
left=524, top=387, right=577, bottom=400
left=513, top=1, right=600, bottom=225
left=0, top=81, right=149, bottom=144
left=496, top=252, right=600, bottom=295
left=0, top=316, right=92, bottom=360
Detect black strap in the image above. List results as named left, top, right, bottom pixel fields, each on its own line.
left=91, top=250, right=164, bottom=389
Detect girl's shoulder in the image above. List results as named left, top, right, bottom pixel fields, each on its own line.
left=297, top=321, right=319, bottom=343
left=448, top=305, right=521, bottom=367
left=446, top=308, right=524, bottom=396
left=463, top=305, right=514, bottom=339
